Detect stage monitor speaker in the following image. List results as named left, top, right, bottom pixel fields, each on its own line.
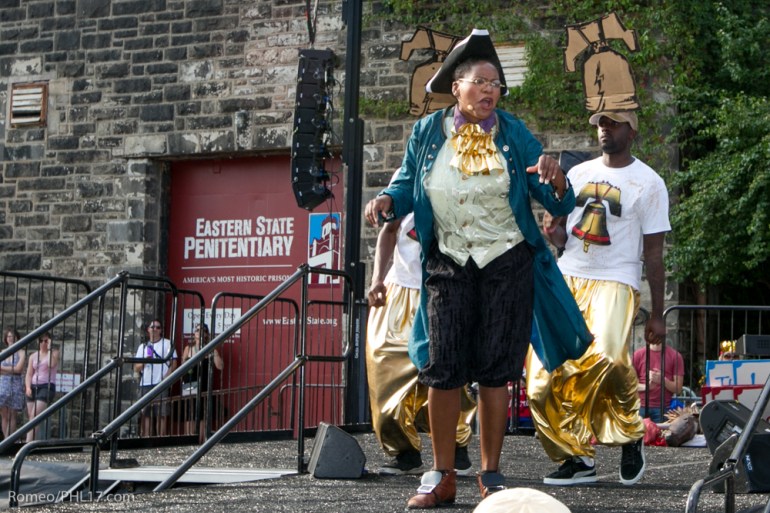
left=308, top=422, right=366, bottom=479
left=701, top=400, right=770, bottom=453
left=737, top=334, right=770, bottom=356
left=701, top=400, right=770, bottom=493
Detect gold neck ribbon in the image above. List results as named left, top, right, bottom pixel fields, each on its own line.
left=450, top=123, right=504, bottom=177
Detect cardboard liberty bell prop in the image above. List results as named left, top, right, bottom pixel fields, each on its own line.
left=564, top=12, right=640, bottom=112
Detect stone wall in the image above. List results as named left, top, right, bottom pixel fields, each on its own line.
left=0, top=1, right=596, bottom=286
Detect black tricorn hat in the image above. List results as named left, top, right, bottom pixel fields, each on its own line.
left=425, top=28, right=508, bottom=96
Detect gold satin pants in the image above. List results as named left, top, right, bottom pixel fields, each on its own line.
left=526, top=276, right=645, bottom=461
left=366, top=282, right=476, bottom=456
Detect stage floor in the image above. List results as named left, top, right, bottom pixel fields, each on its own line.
left=2, top=432, right=769, bottom=512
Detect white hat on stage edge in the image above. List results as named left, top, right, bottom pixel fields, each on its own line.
left=473, top=488, right=571, bottom=513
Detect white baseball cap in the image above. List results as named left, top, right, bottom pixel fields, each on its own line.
left=588, top=110, right=638, bottom=131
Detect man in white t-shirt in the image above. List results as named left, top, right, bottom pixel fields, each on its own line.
left=134, top=319, right=177, bottom=436
left=526, top=110, right=670, bottom=487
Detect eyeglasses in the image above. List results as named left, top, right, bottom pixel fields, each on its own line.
left=149, top=325, right=162, bottom=329
left=457, top=77, right=505, bottom=90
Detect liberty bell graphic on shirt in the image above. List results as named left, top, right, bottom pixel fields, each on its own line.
left=572, top=181, right=622, bottom=252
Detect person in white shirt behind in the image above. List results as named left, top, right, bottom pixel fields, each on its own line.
left=134, top=319, right=177, bottom=436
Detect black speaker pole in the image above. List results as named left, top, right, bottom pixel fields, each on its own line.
left=341, top=0, right=368, bottom=426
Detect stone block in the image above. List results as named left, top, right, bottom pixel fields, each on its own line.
left=78, top=0, right=110, bottom=18
left=125, top=134, right=167, bottom=156
left=139, top=104, right=174, bottom=122
left=220, top=97, right=268, bottom=112
left=0, top=43, right=17, bottom=57
left=5, top=162, right=40, bottom=178
left=0, top=241, right=24, bottom=251
left=147, top=63, right=178, bottom=75
left=114, top=77, right=151, bottom=94
left=167, top=133, right=199, bottom=155
left=61, top=215, right=91, bottom=232
left=107, top=220, right=144, bottom=243
left=0, top=226, right=15, bottom=239
left=96, top=62, right=130, bottom=79
left=200, top=130, right=234, bottom=153
left=43, top=240, right=74, bottom=257
left=164, top=84, right=190, bottom=102
left=186, top=0, right=223, bottom=17
left=48, top=135, right=79, bottom=150
left=85, top=48, right=122, bottom=62
left=9, top=200, right=32, bottom=213
left=76, top=181, right=113, bottom=198
left=81, top=33, right=111, bottom=49
left=180, top=60, right=213, bottom=81
left=54, top=30, right=80, bottom=51
left=56, top=0, right=75, bottom=15
left=132, top=49, right=163, bottom=63
left=0, top=253, right=41, bottom=271
left=24, top=227, right=60, bottom=240
left=10, top=56, right=43, bottom=74
left=83, top=198, right=125, bottom=213
left=20, top=39, right=53, bottom=53
left=164, top=46, right=187, bottom=61
left=29, top=2, right=54, bottom=18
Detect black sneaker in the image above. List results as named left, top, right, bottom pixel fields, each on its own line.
left=454, top=445, right=473, bottom=476
left=543, top=457, right=597, bottom=485
left=620, top=438, right=646, bottom=485
left=378, top=449, right=424, bottom=476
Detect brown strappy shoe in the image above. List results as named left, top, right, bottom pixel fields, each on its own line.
left=406, top=469, right=457, bottom=509
left=477, top=470, right=506, bottom=499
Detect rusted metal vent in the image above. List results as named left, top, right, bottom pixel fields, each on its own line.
left=497, top=44, right=527, bottom=88
left=10, top=82, right=48, bottom=127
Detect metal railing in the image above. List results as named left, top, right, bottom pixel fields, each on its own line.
left=685, top=375, right=770, bottom=513
left=663, top=305, right=770, bottom=513
left=90, top=264, right=352, bottom=490
left=0, top=272, right=204, bottom=446
left=5, top=264, right=352, bottom=503
left=1, top=271, right=94, bottom=439
left=638, top=305, right=770, bottom=423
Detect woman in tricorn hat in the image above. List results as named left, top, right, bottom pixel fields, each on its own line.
left=365, top=29, right=592, bottom=509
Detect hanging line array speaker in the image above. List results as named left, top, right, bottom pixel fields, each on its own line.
left=291, top=49, right=335, bottom=211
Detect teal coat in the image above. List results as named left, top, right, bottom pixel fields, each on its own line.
left=381, top=108, right=593, bottom=372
